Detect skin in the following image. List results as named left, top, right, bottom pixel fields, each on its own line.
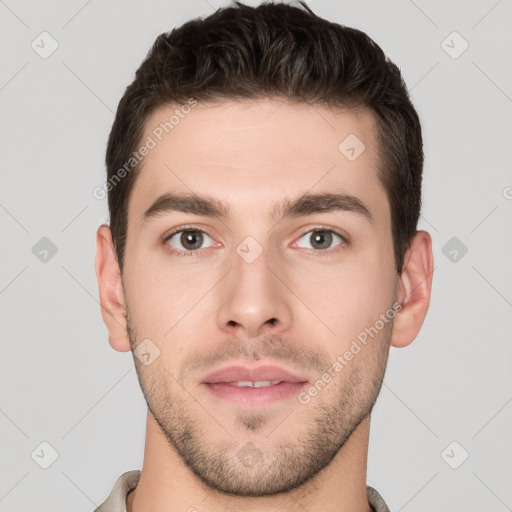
left=96, top=98, right=434, bottom=512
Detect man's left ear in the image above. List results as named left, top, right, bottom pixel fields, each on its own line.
left=391, top=230, right=434, bottom=348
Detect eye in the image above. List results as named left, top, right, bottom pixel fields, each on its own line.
left=165, top=228, right=215, bottom=254
left=163, top=226, right=346, bottom=256
left=292, top=229, right=346, bottom=252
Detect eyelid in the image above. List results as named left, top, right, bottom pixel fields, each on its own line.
left=297, top=225, right=349, bottom=242
left=162, top=224, right=216, bottom=242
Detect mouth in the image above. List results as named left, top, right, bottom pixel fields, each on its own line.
left=223, top=380, right=283, bottom=388
left=201, top=364, right=309, bottom=407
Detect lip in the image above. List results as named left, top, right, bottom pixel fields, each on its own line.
left=201, top=364, right=309, bottom=407
left=201, top=364, right=309, bottom=384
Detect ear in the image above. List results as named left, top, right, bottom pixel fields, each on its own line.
left=391, top=230, right=434, bottom=348
left=95, top=224, right=131, bottom=352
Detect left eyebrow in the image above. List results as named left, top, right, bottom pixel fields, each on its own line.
left=141, top=191, right=374, bottom=226
left=270, top=191, right=374, bottom=225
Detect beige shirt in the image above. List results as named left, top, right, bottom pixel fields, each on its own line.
left=93, top=470, right=392, bottom=512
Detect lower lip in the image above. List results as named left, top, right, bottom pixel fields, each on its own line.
left=202, top=381, right=308, bottom=407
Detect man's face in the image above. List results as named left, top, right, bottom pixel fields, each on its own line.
left=122, top=99, right=398, bottom=496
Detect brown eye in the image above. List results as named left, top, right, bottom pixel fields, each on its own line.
left=295, top=229, right=344, bottom=251
left=166, top=229, right=213, bottom=253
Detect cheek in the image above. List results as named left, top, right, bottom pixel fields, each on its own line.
left=294, top=255, right=395, bottom=340
left=123, top=264, right=173, bottom=336
left=123, top=255, right=221, bottom=344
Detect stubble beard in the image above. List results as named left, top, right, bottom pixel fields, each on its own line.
left=126, top=309, right=391, bottom=497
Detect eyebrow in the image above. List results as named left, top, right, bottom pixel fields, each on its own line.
left=142, top=191, right=374, bottom=226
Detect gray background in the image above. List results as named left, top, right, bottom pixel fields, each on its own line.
left=1, top=0, right=511, bottom=510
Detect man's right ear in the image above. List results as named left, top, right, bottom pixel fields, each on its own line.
left=95, top=224, right=131, bottom=352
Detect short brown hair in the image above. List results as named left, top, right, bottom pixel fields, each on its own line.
left=105, top=1, right=423, bottom=274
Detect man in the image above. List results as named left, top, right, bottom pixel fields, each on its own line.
left=94, top=2, right=433, bottom=511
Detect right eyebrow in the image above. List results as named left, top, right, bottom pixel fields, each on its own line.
left=142, top=192, right=230, bottom=225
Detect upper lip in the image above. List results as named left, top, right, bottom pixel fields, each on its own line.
left=201, top=364, right=309, bottom=384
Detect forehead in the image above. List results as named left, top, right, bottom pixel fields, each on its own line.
left=127, top=98, right=389, bottom=230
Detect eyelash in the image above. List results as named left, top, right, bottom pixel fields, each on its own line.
left=162, top=224, right=349, bottom=257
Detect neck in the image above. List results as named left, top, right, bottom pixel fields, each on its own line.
left=127, top=410, right=374, bottom=512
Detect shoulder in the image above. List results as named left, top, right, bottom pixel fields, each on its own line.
left=367, top=485, right=392, bottom=512
left=93, top=470, right=141, bottom=512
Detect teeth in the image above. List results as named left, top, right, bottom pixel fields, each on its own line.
left=228, top=380, right=282, bottom=388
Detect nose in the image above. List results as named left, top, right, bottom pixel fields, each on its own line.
left=216, top=242, right=293, bottom=339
